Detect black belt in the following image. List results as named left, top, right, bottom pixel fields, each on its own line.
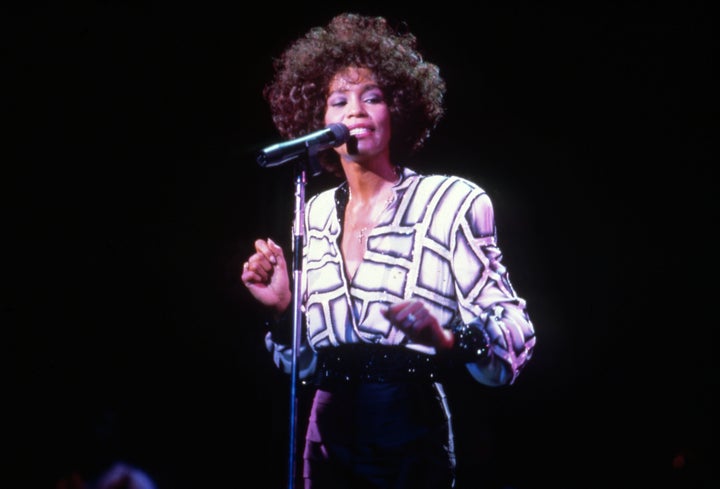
left=313, top=344, right=441, bottom=386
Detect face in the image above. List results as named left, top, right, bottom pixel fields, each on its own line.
left=324, top=67, right=391, bottom=162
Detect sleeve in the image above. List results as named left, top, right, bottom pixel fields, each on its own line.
left=452, top=189, right=536, bottom=386
left=263, top=313, right=318, bottom=381
left=262, top=194, right=318, bottom=381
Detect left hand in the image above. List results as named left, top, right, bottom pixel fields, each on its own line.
left=382, top=300, right=454, bottom=351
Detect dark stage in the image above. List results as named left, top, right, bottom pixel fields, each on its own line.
left=4, top=3, right=716, bottom=488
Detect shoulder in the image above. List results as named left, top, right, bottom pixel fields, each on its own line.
left=406, top=169, right=496, bottom=233
left=423, top=173, right=485, bottom=193
left=306, top=183, right=343, bottom=219
left=308, top=186, right=337, bottom=205
left=405, top=169, right=488, bottom=202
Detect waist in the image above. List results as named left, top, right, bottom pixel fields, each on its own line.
left=314, top=343, right=441, bottom=386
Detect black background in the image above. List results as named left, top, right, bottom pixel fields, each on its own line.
left=4, top=2, right=716, bottom=488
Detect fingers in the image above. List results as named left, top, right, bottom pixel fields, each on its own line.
left=254, top=238, right=278, bottom=265
left=400, top=307, right=428, bottom=328
left=384, top=301, right=425, bottom=325
left=382, top=301, right=452, bottom=350
left=242, top=238, right=286, bottom=284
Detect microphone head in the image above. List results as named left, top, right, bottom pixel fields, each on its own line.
left=327, top=123, right=350, bottom=146
left=256, top=123, right=350, bottom=168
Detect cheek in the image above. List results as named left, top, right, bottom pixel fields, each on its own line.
left=375, top=107, right=392, bottom=128
left=324, top=106, right=340, bottom=125
left=378, top=112, right=392, bottom=139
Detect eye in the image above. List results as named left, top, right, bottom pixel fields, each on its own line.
left=363, top=91, right=385, bottom=104
left=327, top=95, right=347, bottom=107
left=364, top=96, right=383, bottom=104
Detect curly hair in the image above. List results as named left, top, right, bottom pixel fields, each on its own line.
left=262, top=13, right=447, bottom=176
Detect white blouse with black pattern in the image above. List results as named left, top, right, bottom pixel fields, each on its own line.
left=265, top=167, right=536, bottom=386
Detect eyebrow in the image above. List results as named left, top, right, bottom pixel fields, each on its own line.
left=328, top=83, right=382, bottom=95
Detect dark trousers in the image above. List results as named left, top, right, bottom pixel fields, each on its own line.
left=303, top=381, right=455, bottom=489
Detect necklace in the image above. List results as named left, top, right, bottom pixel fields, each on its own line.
left=354, top=187, right=397, bottom=243
left=348, top=166, right=402, bottom=244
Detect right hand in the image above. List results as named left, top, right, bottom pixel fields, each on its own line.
left=382, top=301, right=454, bottom=351
left=241, top=238, right=291, bottom=316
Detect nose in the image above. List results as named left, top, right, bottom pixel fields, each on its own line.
left=345, top=95, right=368, bottom=117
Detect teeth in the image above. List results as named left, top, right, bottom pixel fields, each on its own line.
left=349, top=128, right=370, bottom=136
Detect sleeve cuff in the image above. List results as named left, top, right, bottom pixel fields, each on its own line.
left=448, top=317, right=492, bottom=364
left=264, top=310, right=293, bottom=345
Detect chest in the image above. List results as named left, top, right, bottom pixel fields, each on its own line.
left=341, top=203, right=383, bottom=279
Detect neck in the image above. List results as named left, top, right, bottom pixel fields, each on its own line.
left=345, top=164, right=400, bottom=205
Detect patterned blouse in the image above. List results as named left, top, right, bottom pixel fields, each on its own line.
left=266, top=167, right=536, bottom=386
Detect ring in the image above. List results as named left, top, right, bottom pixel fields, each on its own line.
left=406, top=313, right=417, bottom=324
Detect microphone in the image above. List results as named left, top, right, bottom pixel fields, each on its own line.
left=256, top=123, right=350, bottom=168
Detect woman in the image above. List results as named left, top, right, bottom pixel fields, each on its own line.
left=241, top=13, right=536, bottom=489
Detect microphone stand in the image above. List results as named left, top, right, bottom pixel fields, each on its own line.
left=286, top=145, right=322, bottom=489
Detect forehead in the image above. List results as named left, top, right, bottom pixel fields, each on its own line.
left=328, top=67, right=377, bottom=91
